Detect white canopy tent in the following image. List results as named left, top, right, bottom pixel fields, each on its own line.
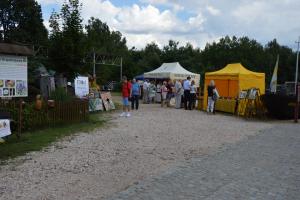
left=144, top=62, right=200, bottom=86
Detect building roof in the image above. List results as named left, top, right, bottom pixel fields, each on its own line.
left=0, top=43, right=34, bottom=56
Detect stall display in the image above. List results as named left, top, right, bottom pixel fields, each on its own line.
left=204, top=63, right=265, bottom=112
left=144, top=62, right=200, bottom=86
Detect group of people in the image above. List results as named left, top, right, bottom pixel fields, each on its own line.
left=119, top=76, right=219, bottom=117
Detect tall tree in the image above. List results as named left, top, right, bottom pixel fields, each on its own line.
left=48, top=0, right=85, bottom=79
left=0, top=0, right=48, bottom=45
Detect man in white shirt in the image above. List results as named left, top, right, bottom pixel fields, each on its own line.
left=143, top=79, right=150, bottom=103
left=183, top=76, right=191, bottom=110
left=175, top=80, right=183, bottom=109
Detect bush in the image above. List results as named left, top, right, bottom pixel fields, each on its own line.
left=49, top=87, right=72, bottom=102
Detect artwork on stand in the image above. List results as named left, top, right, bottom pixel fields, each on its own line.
left=247, top=88, right=257, bottom=100
left=89, top=98, right=103, bottom=112
left=239, top=91, right=247, bottom=99
left=100, top=92, right=115, bottom=111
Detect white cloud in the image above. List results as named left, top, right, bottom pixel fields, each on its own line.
left=39, top=0, right=300, bottom=50
left=206, top=5, right=220, bottom=16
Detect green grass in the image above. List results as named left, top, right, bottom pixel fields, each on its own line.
left=0, top=113, right=107, bottom=162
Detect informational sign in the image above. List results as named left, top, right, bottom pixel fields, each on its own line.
left=0, top=55, right=28, bottom=97
left=0, top=120, right=11, bottom=138
left=75, top=76, right=89, bottom=98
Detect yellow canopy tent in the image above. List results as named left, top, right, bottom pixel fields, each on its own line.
left=203, top=63, right=265, bottom=110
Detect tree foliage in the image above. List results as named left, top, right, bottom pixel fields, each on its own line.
left=0, top=0, right=48, bottom=45
left=48, top=0, right=85, bottom=79
left=0, top=0, right=298, bottom=88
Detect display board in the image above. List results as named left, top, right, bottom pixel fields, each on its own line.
left=0, top=55, right=28, bottom=97
left=0, top=120, right=11, bottom=138
left=89, top=98, right=103, bottom=112
left=100, top=92, right=115, bottom=111
left=74, top=76, right=89, bottom=98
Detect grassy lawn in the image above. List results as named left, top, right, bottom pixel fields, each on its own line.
left=0, top=113, right=107, bottom=162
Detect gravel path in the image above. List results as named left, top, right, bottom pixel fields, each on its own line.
left=109, top=123, right=300, bottom=200
left=0, top=103, right=273, bottom=200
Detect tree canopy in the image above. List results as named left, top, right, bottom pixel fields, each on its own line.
left=1, top=0, right=298, bottom=87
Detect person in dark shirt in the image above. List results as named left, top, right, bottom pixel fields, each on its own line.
left=207, top=80, right=216, bottom=113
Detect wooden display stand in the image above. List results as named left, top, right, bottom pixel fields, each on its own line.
left=238, top=88, right=267, bottom=118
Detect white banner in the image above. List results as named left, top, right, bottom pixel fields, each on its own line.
left=0, top=55, right=28, bottom=97
left=0, top=120, right=11, bottom=138
left=75, top=76, right=89, bottom=98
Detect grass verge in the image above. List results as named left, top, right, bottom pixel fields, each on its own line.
left=0, top=113, right=107, bottom=162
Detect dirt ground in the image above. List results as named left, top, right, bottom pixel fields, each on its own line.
left=0, top=102, right=274, bottom=200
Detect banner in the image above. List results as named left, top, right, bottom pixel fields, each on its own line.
left=0, top=120, right=11, bottom=138
left=0, top=55, right=28, bottom=97
left=270, top=55, right=279, bottom=93
left=75, top=76, right=89, bottom=98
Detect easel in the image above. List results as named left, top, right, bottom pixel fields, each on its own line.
left=238, top=88, right=267, bottom=119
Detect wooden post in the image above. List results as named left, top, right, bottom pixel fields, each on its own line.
left=17, top=98, right=23, bottom=139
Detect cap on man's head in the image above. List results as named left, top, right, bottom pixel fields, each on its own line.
left=122, top=76, right=127, bottom=81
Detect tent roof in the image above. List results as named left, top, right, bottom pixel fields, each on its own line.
left=205, top=63, right=264, bottom=77
left=144, top=62, right=197, bottom=76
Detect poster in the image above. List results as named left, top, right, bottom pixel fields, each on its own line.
left=0, top=55, right=28, bottom=97
left=89, top=98, right=103, bottom=112
left=0, top=120, right=11, bottom=138
left=100, top=92, right=115, bottom=111
left=75, top=76, right=89, bottom=98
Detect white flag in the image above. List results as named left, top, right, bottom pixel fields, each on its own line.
left=270, top=55, right=279, bottom=93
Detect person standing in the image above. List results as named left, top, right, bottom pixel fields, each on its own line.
left=190, top=80, right=197, bottom=110
left=120, top=76, right=132, bottom=117
left=143, top=80, right=150, bottom=104
left=166, top=80, right=174, bottom=107
left=175, top=80, right=183, bottom=109
left=207, top=80, right=218, bottom=113
left=148, top=81, right=156, bottom=103
left=161, top=81, right=168, bottom=107
left=131, top=79, right=140, bottom=110
left=183, top=76, right=191, bottom=110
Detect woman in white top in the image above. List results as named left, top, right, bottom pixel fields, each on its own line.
left=161, top=81, right=168, bottom=107
left=190, top=80, right=197, bottom=110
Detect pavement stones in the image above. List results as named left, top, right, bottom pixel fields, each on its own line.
left=108, top=123, right=300, bottom=200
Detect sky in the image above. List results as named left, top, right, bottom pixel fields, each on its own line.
left=37, top=0, right=300, bottom=50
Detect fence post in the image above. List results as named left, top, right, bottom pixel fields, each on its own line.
left=17, top=98, right=23, bottom=139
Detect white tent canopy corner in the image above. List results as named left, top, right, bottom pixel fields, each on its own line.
left=144, top=62, right=200, bottom=86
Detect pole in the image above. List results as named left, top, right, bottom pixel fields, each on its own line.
left=93, top=48, right=96, bottom=78
left=295, top=37, right=300, bottom=94
left=120, top=57, right=123, bottom=81
left=295, top=83, right=299, bottom=123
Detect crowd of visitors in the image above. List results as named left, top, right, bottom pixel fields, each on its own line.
left=120, top=76, right=219, bottom=117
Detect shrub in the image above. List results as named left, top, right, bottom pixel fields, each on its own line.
left=49, top=87, right=72, bottom=102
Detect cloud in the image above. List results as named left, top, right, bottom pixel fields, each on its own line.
left=39, top=0, right=300, bottom=50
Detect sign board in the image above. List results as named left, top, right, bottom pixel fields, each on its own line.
left=100, top=92, right=115, bottom=111
left=0, top=55, right=28, bottom=97
left=89, top=98, right=103, bottom=112
left=75, top=76, right=89, bottom=98
left=0, top=120, right=11, bottom=138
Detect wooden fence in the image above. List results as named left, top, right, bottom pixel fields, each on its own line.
left=0, top=99, right=89, bottom=136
